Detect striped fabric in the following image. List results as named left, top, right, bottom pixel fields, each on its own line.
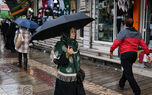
left=14, top=28, right=31, bottom=53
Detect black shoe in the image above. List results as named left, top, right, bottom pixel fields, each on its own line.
left=24, top=67, right=27, bottom=71
left=118, top=84, right=124, bottom=90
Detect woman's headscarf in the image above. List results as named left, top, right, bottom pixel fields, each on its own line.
left=61, top=28, right=78, bottom=52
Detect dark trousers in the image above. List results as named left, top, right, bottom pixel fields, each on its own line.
left=54, top=79, right=86, bottom=95
left=119, top=51, right=141, bottom=95
left=18, top=52, right=27, bottom=69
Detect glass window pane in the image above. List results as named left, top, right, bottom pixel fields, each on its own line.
left=95, top=0, right=114, bottom=42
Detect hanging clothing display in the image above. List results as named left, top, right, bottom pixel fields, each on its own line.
left=38, top=8, right=43, bottom=19
left=48, top=0, right=54, bottom=10
left=118, top=0, right=129, bottom=12
left=58, top=0, right=65, bottom=16
left=42, top=0, right=48, bottom=9
left=38, top=0, right=53, bottom=19
left=127, top=1, right=133, bottom=18
left=39, top=0, right=43, bottom=9
left=59, top=0, right=65, bottom=10
left=70, top=0, right=76, bottom=11
left=38, top=0, right=77, bottom=19
left=117, top=5, right=124, bottom=33
left=145, top=0, right=150, bottom=9
left=45, top=7, right=53, bottom=17
left=53, top=0, right=60, bottom=17
left=64, top=0, right=70, bottom=15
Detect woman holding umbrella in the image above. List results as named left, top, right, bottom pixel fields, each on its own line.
left=14, top=26, right=31, bottom=71
left=14, top=18, right=38, bottom=71
left=52, top=27, right=86, bottom=95
left=31, top=13, right=94, bottom=95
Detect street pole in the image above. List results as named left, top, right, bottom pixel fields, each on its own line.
left=90, top=0, right=93, bottom=48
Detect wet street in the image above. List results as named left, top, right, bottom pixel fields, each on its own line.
left=1, top=33, right=152, bottom=95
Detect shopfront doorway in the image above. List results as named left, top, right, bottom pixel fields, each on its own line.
left=142, top=0, right=152, bottom=48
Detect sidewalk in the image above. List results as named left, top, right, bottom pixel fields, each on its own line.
left=30, top=48, right=152, bottom=95
left=0, top=50, right=99, bottom=95
left=0, top=40, right=152, bottom=94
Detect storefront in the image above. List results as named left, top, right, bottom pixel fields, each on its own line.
left=80, top=0, right=141, bottom=55
left=34, top=0, right=150, bottom=57
left=86, top=0, right=117, bottom=53
left=142, top=0, right=152, bottom=48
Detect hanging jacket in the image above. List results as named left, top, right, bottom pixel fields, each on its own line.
left=59, top=0, right=65, bottom=10
left=48, top=0, right=54, bottom=9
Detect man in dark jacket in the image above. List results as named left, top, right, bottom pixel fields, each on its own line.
left=110, top=18, right=151, bottom=95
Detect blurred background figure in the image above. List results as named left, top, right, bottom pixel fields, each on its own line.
left=14, top=26, right=31, bottom=71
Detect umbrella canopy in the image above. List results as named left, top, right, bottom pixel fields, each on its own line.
left=15, top=18, right=39, bottom=29
left=31, top=12, right=94, bottom=40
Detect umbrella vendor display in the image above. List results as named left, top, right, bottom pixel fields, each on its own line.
left=31, top=12, right=94, bottom=40
left=15, top=18, right=39, bottom=29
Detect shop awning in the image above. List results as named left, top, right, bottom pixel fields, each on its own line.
left=10, top=0, right=28, bottom=12
left=5, top=0, right=28, bottom=13
left=9, top=7, right=27, bottom=17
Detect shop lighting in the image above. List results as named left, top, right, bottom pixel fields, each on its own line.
left=54, top=0, right=58, bottom=3
left=28, top=8, right=33, bottom=13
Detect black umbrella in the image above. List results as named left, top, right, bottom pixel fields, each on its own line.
left=31, top=12, right=94, bottom=40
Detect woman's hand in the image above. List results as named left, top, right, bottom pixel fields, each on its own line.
left=67, top=46, right=74, bottom=54
left=147, top=55, right=152, bottom=63
left=110, top=52, right=113, bottom=59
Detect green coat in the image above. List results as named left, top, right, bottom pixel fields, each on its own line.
left=54, top=40, right=80, bottom=74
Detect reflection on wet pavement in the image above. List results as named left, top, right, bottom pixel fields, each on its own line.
left=1, top=33, right=152, bottom=95
left=0, top=50, right=118, bottom=95
left=0, top=61, right=54, bottom=95
left=1, top=32, right=98, bottom=95
left=0, top=57, right=96, bottom=95
left=0, top=32, right=5, bottom=53
left=29, top=48, right=152, bottom=95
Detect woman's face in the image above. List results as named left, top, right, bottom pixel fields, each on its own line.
left=70, top=28, right=76, bottom=39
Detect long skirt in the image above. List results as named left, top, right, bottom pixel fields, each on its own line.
left=54, top=78, right=86, bottom=95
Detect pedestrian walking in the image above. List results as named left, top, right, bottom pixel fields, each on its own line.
left=5, top=21, right=17, bottom=51
left=14, top=26, right=31, bottom=71
left=110, top=18, right=151, bottom=95
left=1, top=19, right=9, bottom=44
left=52, top=27, right=86, bottom=95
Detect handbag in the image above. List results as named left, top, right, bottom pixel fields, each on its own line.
left=76, top=68, right=85, bottom=84
left=15, top=33, right=24, bottom=49
left=73, top=55, right=85, bottom=84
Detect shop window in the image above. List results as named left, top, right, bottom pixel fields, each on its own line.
left=95, top=0, right=114, bottom=42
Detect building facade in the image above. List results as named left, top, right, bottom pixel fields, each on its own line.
left=32, top=0, right=152, bottom=64
left=76, top=0, right=152, bottom=56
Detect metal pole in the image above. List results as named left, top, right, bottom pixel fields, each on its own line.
left=113, top=0, right=117, bottom=41
left=90, top=0, right=93, bottom=48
